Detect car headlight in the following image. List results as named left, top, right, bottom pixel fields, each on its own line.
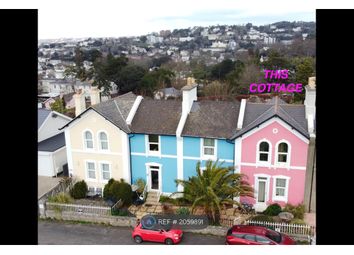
left=174, top=234, right=180, bottom=238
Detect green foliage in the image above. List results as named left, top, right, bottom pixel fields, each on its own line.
left=111, top=208, right=129, bottom=216
left=134, top=178, right=146, bottom=194
left=210, top=59, right=235, bottom=80
left=138, top=68, right=175, bottom=96
left=104, top=178, right=133, bottom=206
left=119, top=64, right=146, bottom=92
left=70, top=180, right=88, bottom=199
left=176, top=207, right=190, bottom=215
left=290, top=218, right=306, bottom=225
left=50, top=99, right=66, bottom=114
left=103, top=178, right=115, bottom=200
left=263, top=203, right=282, bottom=216
left=250, top=214, right=275, bottom=222
left=283, top=204, right=305, bottom=220
left=175, top=160, right=254, bottom=224
left=47, top=192, right=73, bottom=203
left=159, top=195, right=174, bottom=203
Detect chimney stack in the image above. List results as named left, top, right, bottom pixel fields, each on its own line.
left=304, top=76, right=316, bottom=119
left=73, top=89, right=86, bottom=117
left=181, top=82, right=197, bottom=116
left=90, top=87, right=101, bottom=106
left=186, top=77, right=196, bottom=86
left=304, top=77, right=316, bottom=136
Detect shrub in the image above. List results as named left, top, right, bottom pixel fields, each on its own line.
left=103, top=178, right=115, bottom=200
left=290, top=218, right=306, bottom=225
left=250, top=214, right=275, bottom=222
left=263, top=203, right=282, bottom=216
left=48, top=192, right=72, bottom=203
left=109, top=179, right=133, bottom=206
left=134, top=178, right=146, bottom=194
left=70, top=180, right=88, bottom=199
left=283, top=204, right=305, bottom=220
left=176, top=207, right=190, bottom=215
left=159, top=195, right=174, bottom=203
left=175, top=197, right=191, bottom=206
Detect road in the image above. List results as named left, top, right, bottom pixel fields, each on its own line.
left=38, top=220, right=225, bottom=245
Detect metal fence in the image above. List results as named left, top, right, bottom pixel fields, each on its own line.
left=46, top=202, right=111, bottom=216
left=245, top=220, right=315, bottom=238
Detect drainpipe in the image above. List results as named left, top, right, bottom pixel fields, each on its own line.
left=128, top=134, right=135, bottom=185
left=226, top=138, right=235, bottom=173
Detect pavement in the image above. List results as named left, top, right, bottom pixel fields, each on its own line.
left=38, top=176, right=61, bottom=199
left=38, top=220, right=225, bottom=245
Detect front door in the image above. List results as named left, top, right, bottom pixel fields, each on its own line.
left=149, top=165, right=160, bottom=191
left=255, top=177, right=269, bottom=212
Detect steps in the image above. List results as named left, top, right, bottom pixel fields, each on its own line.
left=144, top=191, right=160, bottom=206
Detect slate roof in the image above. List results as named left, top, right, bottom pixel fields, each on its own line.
left=91, top=92, right=137, bottom=133
left=60, top=92, right=137, bottom=133
left=182, top=100, right=241, bottom=139
left=130, top=99, right=182, bottom=135
left=38, top=108, right=51, bottom=129
left=38, top=132, right=65, bottom=152
left=230, top=97, right=309, bottom=139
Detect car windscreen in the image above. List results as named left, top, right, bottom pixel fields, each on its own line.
left=265, top=230, right=282, bottom=243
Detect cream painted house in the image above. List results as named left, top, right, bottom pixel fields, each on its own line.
left=60, top=89, right=141, bottom=194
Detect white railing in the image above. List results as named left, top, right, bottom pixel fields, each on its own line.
left=46, top=202, right=111, bottom=216
left=157, top=190, right=162, bottom=203
left=245, top=220, right=315, bottom=238
left=141, top=184, right=148, bottom=201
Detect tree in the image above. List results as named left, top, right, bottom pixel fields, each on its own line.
left=50, top=98, right=66, bottom=114
left=210, top=59, right=235, bottom=80
left=235, top=63, right=265, bottom=94
left=119, top=65, right=146, bottom=92
left=175, top=160, right=254, bottom=224
left=138, top=68, right=175, bottom=96
left=293, top=57, right=315, bottom=102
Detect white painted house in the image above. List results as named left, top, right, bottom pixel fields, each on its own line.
left=38, top=109, right=72, bottom=177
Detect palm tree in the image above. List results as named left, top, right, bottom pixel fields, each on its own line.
left=175, top=160, right=254, bottom=225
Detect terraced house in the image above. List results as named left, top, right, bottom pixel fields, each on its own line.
left=62, top=78, right=316, bottom=212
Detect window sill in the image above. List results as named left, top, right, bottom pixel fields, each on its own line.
left=272, top=197, right=287, bottom=202
left=256, top=162, right=272, bottom=167
left=201, top=156, right=217, bottom=161
left=147, top=151, right=161, bottom=157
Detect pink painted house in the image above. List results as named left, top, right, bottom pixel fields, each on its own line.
left=232, top=79, right=316, bottom=212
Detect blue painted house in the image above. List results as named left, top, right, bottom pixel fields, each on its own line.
left=129, top=85, right=241, bottom=195
left=129, top=99, right=182, bottom=194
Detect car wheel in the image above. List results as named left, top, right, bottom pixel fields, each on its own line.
left=165, top=238, right=173, bottom=245
left=134, top=235, right=143, bottom=244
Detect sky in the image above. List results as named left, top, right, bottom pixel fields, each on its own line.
left=2, top=0, right=350, bottom=39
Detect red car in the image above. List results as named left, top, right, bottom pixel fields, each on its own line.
left=225, top=225, right=295, bottom=245
left=132, top=223, right=183, bottom=245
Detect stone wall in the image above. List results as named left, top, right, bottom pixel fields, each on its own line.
left=45, top=210, right=137, bottom=228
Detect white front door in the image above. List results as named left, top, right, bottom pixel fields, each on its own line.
left=254, top=176, right=269, bottom=212
left=148, top=165, right=161, bottom=192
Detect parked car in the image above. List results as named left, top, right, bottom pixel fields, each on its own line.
left=225, top=225, right=295, bottom=245
left=132, top=223, right=183, bottom=244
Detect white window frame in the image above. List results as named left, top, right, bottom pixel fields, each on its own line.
left=97, top=130, right=109, bottom=151
left=254, top=174, right=271, bottom=210
left=85, top=160, right=97, bottom=182
left=275, top=140, right=291, bottom=168
left=99, top=161, right=111, bottom=184
left=83, top=129, right=94, bottom=150
left=201, top=138, right=217, bottom=160
left=145, top=162, right=162, bottom=192
left=256, top=139, right=272, bottom=166
left=146, top=134, right=161, bottom=156
left=272, top=175, right=290, bottom=202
